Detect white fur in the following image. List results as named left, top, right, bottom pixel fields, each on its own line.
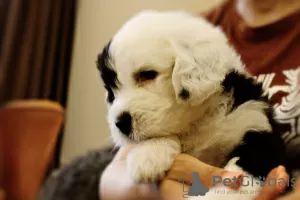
left=104, top=10, right=271, bottom=199
left=126, top=136, right=180, bottom=183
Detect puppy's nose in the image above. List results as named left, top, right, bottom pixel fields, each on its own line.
left=115, top=112, right=132, bottom=136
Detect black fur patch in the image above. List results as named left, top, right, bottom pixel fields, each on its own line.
left=222, top=70, right=265, bottom=109
left=222, top=70, right=297, bottom=193
left=96, top=41, right=119, bottom=103
left=222, top=70, right=282, bottom=132
left=179, top=88, right=190, bottom=100
left=228, top=130, right=296, bottom=195
left=229, top=131, right=286, bottom=178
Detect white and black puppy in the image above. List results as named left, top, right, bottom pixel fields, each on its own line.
left=40, top=10, right=298, bottom=200
left=97, top=10, right=295, bottom=199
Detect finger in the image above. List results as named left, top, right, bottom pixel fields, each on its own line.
left=166, top=154, right=242, bottom=187
left=276, top=166, right=289, bottom=192
left=160, top=179, right=190, bottom=200
left=113, top=144, right=136, bottom=161
left=254, top=166, right=288, bottom=200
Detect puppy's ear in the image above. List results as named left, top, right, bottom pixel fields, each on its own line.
left=171, top=41, right=230, bottom=106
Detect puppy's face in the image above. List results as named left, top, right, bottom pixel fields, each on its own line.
left=97, top=11, right=243, bottom=146
left=98, top=38, right=188, bottom=146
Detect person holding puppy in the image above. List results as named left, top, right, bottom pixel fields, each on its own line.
left=101, top=145, right=298, bottom=200
left=101, top=0, right=300, bottom=200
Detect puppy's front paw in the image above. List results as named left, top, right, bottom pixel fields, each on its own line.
left=127, top=152, right=168, bottom=183
left=127, top=139, right=180, bottom=184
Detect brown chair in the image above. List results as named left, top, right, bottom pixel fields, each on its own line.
left=0, top=100, right=64, bottom=200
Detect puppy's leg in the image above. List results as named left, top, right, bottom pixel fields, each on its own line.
left=127, top=136, right=181, bottom=184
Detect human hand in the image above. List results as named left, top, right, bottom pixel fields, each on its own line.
left=160, top=154, right=243, bottom=200
left=100, top=144, right=291, bottom=200
left=99, top=145, right=160, bottom=200
left=100, top=146, right=240, bottom=200
left=161, top=154, right=290, bottom=200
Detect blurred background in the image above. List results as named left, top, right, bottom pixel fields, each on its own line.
left=0, top=0, right=222, bottom=199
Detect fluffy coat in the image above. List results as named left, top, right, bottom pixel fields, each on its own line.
left=40, top=10, right=299, bottom=200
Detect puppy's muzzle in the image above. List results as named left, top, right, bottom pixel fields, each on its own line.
left=115, top=112, right=132, bottom=136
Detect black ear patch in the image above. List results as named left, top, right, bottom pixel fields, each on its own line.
left=96, top=40, right=119, bottom=104
left=221, top=70, right=265, bottom=109
left=179, top=88, right=190, bottom=100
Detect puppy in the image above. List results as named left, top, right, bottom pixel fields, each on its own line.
left=40, top=10, right=298, bottom=200
left=97, top=10, right=295, bottom=199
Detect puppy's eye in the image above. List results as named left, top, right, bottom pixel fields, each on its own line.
left=135, top=70, right=158, bottom=83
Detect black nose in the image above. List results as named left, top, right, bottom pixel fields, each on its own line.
left=115, top=112, right=132, bottom=136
